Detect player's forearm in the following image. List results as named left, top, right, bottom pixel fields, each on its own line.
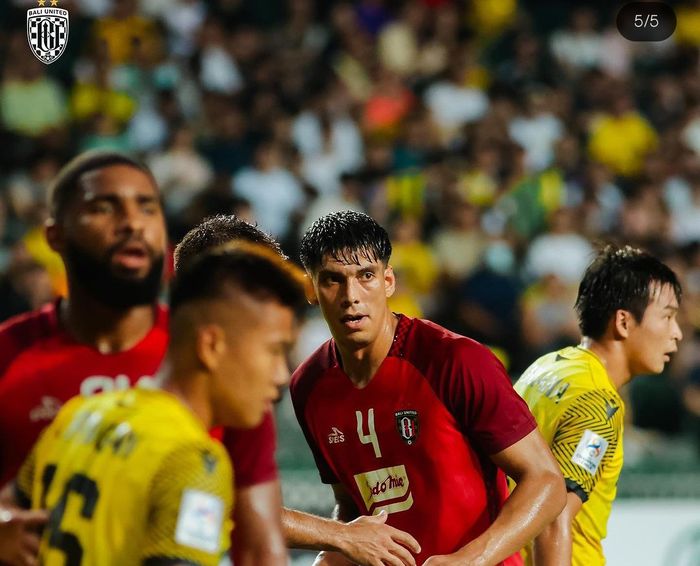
left=454, top=470, right=566, bottom=566
left=233, top=533, right=288, bottom=566
left=532, top=491, right=582, bottom=566
left=282, top=507, right=350, bottom=552
left=532, top=515, right=573, bottom=566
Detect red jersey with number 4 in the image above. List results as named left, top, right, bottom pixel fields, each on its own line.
left=291, top=315, right=534, bottom=565
left=0, top=300, right=277, bottom=489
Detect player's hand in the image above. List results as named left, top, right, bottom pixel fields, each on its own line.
left=336, top=511, right=421, bottom=566
left=0, top=506, right=48, bottom=566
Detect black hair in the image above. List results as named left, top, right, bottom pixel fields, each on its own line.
left=299, top=211, right=392, bottom=272
left=174, top=214, right=285, bottom=271
left=170, top=244, right=307, bottom=319
left=575, top=245, right=682, bottom=339
left=49, top=150, right=155, bottom=221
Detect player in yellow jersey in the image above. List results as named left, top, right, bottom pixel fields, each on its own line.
left=5, top=244, right=307, bottom=566
left=514, top=245, right=683, bottom=566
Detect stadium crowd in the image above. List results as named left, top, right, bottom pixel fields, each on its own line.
left=1, top=0, right=700, bottom=460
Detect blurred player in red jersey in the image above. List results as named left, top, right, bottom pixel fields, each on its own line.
left=0, top=152, right=281, bottom=565
left=291, top=211, right=566, bottom=566
left=177, top=215, right=423, bottom=566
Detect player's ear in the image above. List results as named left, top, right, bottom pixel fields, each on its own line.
left=45, top=217, right=64, bottom=254
left=384, top=264, right=396, bottom=299
left=613, top=309, right=633, bottom=339
left=196, top=324, right=227, bottom=371
left=304, top=273, right=319, bottom=305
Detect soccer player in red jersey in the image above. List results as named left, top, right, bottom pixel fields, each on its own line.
left=291, top=211, right=567, bottom=566
left=177, top=215, right=423, bottom=566
left=0, top=152, right=282, bottom=565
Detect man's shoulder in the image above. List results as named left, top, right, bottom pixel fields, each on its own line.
left=0, top=302, right=59, bottom=373
left=404, top=316, right=497, bottom=368
left=516, top=347, right=619, bottom=407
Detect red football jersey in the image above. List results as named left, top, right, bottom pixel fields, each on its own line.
left=0, top=300, right=277, bottom=489
left=291, top=315, right=535, bottom=565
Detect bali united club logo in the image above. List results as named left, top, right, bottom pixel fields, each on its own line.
left=395, top=410, right=419, bottom=445
left=27, top=0, right=69, bottom=65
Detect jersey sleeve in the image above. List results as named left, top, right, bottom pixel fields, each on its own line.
left=551, top=390, right=623, bottom=503
left=14, top=444, right=36, bottom=509
left=289, top=351, right=339, bottom=485
left=221, top=411, right=278, bottom=488
left=142, top=441, right=233, bottom=566
left=444, top=340, right=537, bottom=455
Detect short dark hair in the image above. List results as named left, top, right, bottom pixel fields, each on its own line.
left=170, top=243, right=307, bottom=319
left=49, top=150, right=155, bottom=221
left=575, top=245, right=682, bottom=339
left=299, top=211, right=392, bottom=272
left=174, top=214, right=285, bottom=271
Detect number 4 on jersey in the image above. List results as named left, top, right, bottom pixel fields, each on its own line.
left=356, top=409, right=382, bottom=458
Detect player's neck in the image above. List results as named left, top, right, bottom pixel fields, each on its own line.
left=159, top=369, right=213, bottom=430
left=337, top=311, right=399, bottom=387
left=59, top=291, right=156, bottom=354
left=580, top=337, right=631, bottom=390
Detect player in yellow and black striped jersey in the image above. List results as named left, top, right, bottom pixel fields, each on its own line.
left=514, top=246, right=683, bottom=566
left=515, top=347, right=623, bottom=566
left=16, top=389, right=233, bottom=566
left=7, top=244, right=307, bottom=566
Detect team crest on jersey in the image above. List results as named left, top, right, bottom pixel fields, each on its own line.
left=27, top=1, right=69, bottom=65
left=395, top=410, right=419, bottom=445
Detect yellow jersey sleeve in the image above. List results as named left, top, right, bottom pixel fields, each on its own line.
left=142, top=441, right=233, bottom=566
left=15, top=395, right=86, bottom=509
left=14, top=442, right=36, bottom=508
left=552, top=390, right=623, bottom=502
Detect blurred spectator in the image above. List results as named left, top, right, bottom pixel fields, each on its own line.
left=670, top=176, right=700, bottom=244
left=508, top=89, right=563, bottom=172
left=299, top=172, right=366, bottom=237
left=377, top=1, right=425, bottom=77
left=363, top=67, right=415, bottom=135
left=588, top=90, right=659, bottom=178
left=424, top=50, right=490, bottom=143
left=431, top=201, right=488, bottom=281
left=520, top=273, right=580, bottom=358
left=232, top=139, right=306, bottom=239
left=451, top=240, right=522, bottom=368
left=524, top=207, right=594, bottom=284
left=148, top=126, right=213, bottom=216
left=549, top=7, right=603, bottom=76
left=0, top=253, right=53, bottom=322
left=197, top=19, right=244, bottom=95
left=0, top=35, right=68, bottom=137
left=387, top=215, right=439, bottom=312
left=92, top=0, right=161, bottom=65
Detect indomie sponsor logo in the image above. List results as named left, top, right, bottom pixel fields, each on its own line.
left=368, top=474, right=405, bottom=496
left=354, top=465, right=413, bottom=515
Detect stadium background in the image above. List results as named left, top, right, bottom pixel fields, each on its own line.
left=1, top=0, right=700, bottom=563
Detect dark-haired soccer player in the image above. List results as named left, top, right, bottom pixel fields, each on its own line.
left=178, top=215, right=422, bottom=566
left=0, top=153, right=287, bottom=565
left=10, top=244, right=307, bottom=564
left=291, top=211, right=566, bottom=566
left=514, top=245, right=683, bottom=566
left=175, top=214, right=289, bottom=565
